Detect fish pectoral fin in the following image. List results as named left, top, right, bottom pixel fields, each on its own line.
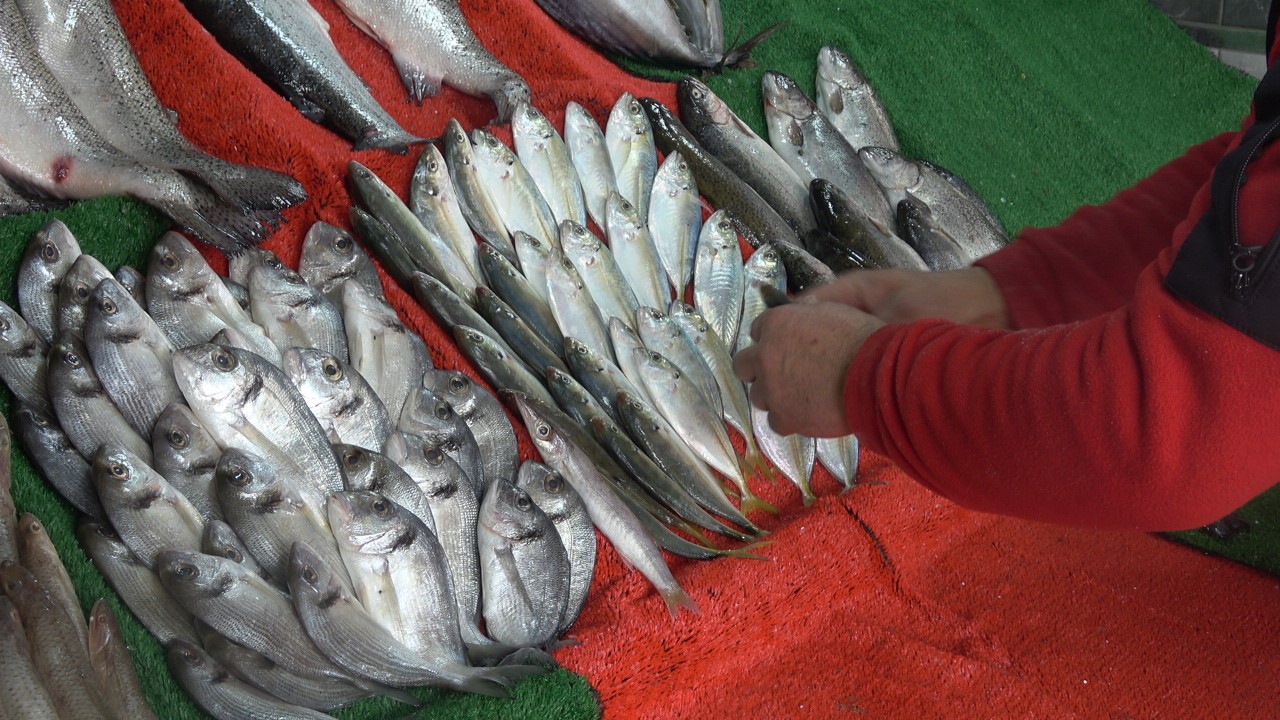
left=494, top=544, right=535, bottom=613
left=288, top=94, right=327, bottom=124
left=393, top=59, right=442, bottom=104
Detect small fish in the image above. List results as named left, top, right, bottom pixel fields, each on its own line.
left=444, top=119, right=514, bottom=254
left=515, top=461, right=595, bottom=635
left=546, top=248, right=612, bottom=364
left=693, top=209, right=746, bottom=348
left=604, top=191, right=668, bottom=311
left=151, top=402, right=223, bottom=522
left=410, top=144, right=483, bottom=284
left=16, top=513, right=87, bottom=650
left=606, top=93, right=658, bottom=218
left=647, top=151, right=702, bottom=297
left=815, top=46, right=900, bottom=152
left=201, top=519, right=272, bottom=584
left=478, top=287, right=569, bottom=380
left=0, top=300, right=50, bottom=413
left=299, top=221, right=384, bottom=305
left=512, top=230, right=554, bottom=305
left=336, top=441, right=438, bottom=534
left=165, top=639, right=338, bottom=720
left=342, top=279, right=434, bottom=421
left=87, top=600, right=161, bottom=720
left=424, top=367, right=520, bottom=486
left=478, top=240, right=563, bottom=354
left=14, top=402, right=102, bottom=519
left=398, top=384, right=484, bottom=499
left=453, top=325, right=557, bottom=409
left=93, top=442, right=205, bottom=567
left=513, top=102, right=588, bottom=227
left=809, top=178, right=927, bottom=271
left=283, top=347, right=391, bottom=451
left=635, top=306, right=721, bottom=414
left=55, top=253, right=112, bottom=340
left=564, top=101, right=618, bottom=229
left=562, top=335, right=644, bottom=422
left=114, top=265, right=147, bottom=307
left=248, top=255, right=350, bottom=361
left=561, top=220, right=641, bottom=335
left=17, top=219, right=80, bottom=345
left=48, top=331, right=151, bottom=463
left=471, top=128, right=559, bottom=248
left=410, top=271, right=521, bottom=358
left=752, top=405, right=817, bottom=505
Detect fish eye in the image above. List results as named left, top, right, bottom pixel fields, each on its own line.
left=424, top=447, right=445, bottom=466
left=40, top=242, right=59, bottom=262
left=182, top=647, right=203, bottom=665
left=332, top=235, right=353, bottom=253
left=449, top=375, right=467, bottom=392
left=222, top=547, right=243, bottom=562
left=212, top=349, right=237, bottom=371
left=265, top=255, right=283, bottom=270
left=545, top=473, right=563, bottom=493
left=433, top=403, right=452, bottom=420
left=99, top=298, right=117, bottom=316
left=535, top=422, right=552, bottom=439
left=628, top=100, right=641, bottom=115
left=107, top=461, right=129, bottom=479
left=63, top=349, right=83, bottom=368
left=718, top=219, right=732, bottom=232
left=167, top=429, right=189, bottom=449
left=302, top=565, right=318, bottom=585
left=0, top=317, right=9, bottom=333
left=160, top=252, right=179, bottom=271
left=322, top=359, right=343, bottom=381
left=371, top=497, right=392, bottom=516
left=173, top=563, right=197, bottom=580
left=228, top=469, right=252, bottom=487
left=515, top=493, right=532, bottom=511
left=426, top=158, right=439, bottom=173
left=74, top=284, right=91, bottom=301
left=342, top=448, right=363, bottom=467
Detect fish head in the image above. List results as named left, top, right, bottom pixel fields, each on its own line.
left=287, top=541, right=344, bottom=604
left=452, top=325, right=505, bottom=368
left=88, top=277, right=147, bottom=334
left=475, top=287, right=515, bottom=324
left=511, top=391, right=560, bottom=458
left=425, top=369, right=478, bottom=417
left=21, top=219, right=79, bottom=285
left=0, top=300, right=39, bottom=353
left=607, top=315, right=642, bottom=351
left=58, top=254, right=112, bottom=328
left=655, top=151, right=694, bottom=193
left=283, top=347, right=352, bottom=405
left=49, top=330, right=94, bottom=387
left=512, top=102, right=555, bottom=147
left=226, top=247, right=278, bottom=288
left=559, top=220, right=601, bottom=257
left=564, top=101, right=605, bottom=145
left=300, top=221, right=361, bottom=278
left=562, top=336, right=602, bottom=376
left=335, top=442, right=378, bottom=489
left=15, top=512, right=49, bottom=553
left=14, top=403, right=59, bottom=444
left=148, top=231, right=213, bottom=295
left=858, top=146, right=916, bottom=190
left=0, top=562, right=43, bottom=607
left=470, top=129, right=513, bottom=167
left=442, top=119, right=476, bottom=169
left=328, top=490, right=418, bottom=556
left=744, top=244, right=783, bottom=282
left=165, top=639, right=221, bottom=684
left=202, top=519, right=250, bottom=565
left=816, top=46, right=868, bottom=93
left=214, top=447, right=278, bottom=499
left=703, top=210, right=738, bottom=249
left=411, top=144, right=450, bottom=196
left=480, top=478, right=548, bottom=543
left=607, top=92, right=650, bottom=142
left=676, top=77, right=720, bottom=128
left=173, top=343, right=257, bottom=411
left=544, top=366, right=586, bottom=406
left=157, top=549, right=237, bottom=601
left=515, top=461, right=575, bottom=522
left=92, top=442, right=158, bottom=495
left=634, top=305, right=671, bottom=337
left=399, top=384, right=455, bottom=435
left=513, top=230, right=549, bottom=267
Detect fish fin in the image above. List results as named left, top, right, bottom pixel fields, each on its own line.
left=152, top=181, right=272, bottom=252
left=494, top=544, right=535, bottom=614
left=353, top=127, right=425, bottom=154
left=180, top=162, right=307, bottom=214
left=488, top=76, right=532, bottom=125
left=349, top=677, right=423, bottom=706
left=739, top=490, right=779, bottom=516
left=393, top=59, right=442, bottom=103
left=718, top=22, right=785, bottom=70
left=288, top=94, right=326, bottom=124
left=660, top=585, right=701, bottom=618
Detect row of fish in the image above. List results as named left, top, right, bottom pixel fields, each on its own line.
left=0, top=0, right=306, bottom=252
left=0, top=221, right=601, bottom=717
left=1, top=415, right=160, bottom=720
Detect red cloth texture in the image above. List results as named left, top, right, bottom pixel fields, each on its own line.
left=848, top=80, right=1280, bottom=531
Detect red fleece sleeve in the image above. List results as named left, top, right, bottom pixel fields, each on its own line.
left=976, top=132, right=1236, bottom=329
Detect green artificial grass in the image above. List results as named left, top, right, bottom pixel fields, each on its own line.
left=0, top=0, right=1274, bottom=718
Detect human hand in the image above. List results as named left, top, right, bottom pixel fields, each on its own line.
left=803, top=267, right=1013, bottom=328
left=732, top=301, right=885, bottom=437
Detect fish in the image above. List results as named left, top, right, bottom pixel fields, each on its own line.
left=478, top=240, right=563, bottom=354
left=329, top=0, right=530, bottom=121
left=180, top=0, right=420, bottom=151
left=114, top=265, right=147, bottom=306
left=677, top=77, right=816, bottom=237
left=298, top=221, right=384, bottom=306
left=424, top=367, right=520, bottom=488
left=895, top=192, right=970, bottom=271
left=16, top=219, right=80, bottom=345
left=562, top=334, right=644, bottom=422
left=512, top=230, right=554, bottom=300
left=336, top=441, right=438, bottom=534
left=761, top=71, right=894, bottom=232
left=605, top=93, right=658, bottom=218
left=514, top=461, right=595, bottom=635
left=0, top=596, right=62, bottom=719
left=165, top=639, right=340, bottom=720
left=814, top=46, right=899, bottom=152
left=248, top=255, right=350, bottom=361
left=564, top=101, right=618, bottom=230
left=605, top=317, right=655, bottom=405
left=478, top=286, right=570, bottom=380
left=14, top=402, right=102, bottom=519
left=0, top=0, right=270, bottom=250
left=513, top=102, right=588, bottom=227
left=84, top=276, right=181, bottom=437
left=0, top=300, right=50, bottom=414
left=150, top=402, right=223, bottom=522
left=55, top=253, right=112, bottom=340
left=398, top=384, right=484, bottom=499
left=603, top=191, right=669, bottom=311
left=93, top=442, right=206, bottom=567
left=48, top=331, right=151, bottom=463
left=283, top=347, right=392, bottom=451
left=635, top=306, right=721, bottom=413
left=546, top=248, right=613, bottom=364
left=692, top=209, right=746, bottom=347
left=816, top=434, right=859, bottom=492
left=809, top=178, right=927, bottom=270
left=561, top=220, right=641, bottom=335
left=443, top=119, right=514, bottom=254
left=513, top=393, right=698, bottom=616
left=77, top=520, right=199, bottom=646
left=201, top=519, right=273, bottom=584
left=145, top=232, right=279, bottom=363
left=859, top=146, right=1009, bottom=262
left=477, top=478, right=570, bottom=647
left=454, top=326, right=558, bottom=408
left=471, top=129, right=559, bottom=248
left=409, top=144, right=483, bottom=285
left=15, top=512, right=87, bottom=653
left=342, top=279, right=434, bottom=422
left=410, top=271, right=519, bottom=357
left=87, top=600, right=161, bottom=720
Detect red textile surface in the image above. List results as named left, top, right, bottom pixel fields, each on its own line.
left=106, top=0, right=1280, bottom=717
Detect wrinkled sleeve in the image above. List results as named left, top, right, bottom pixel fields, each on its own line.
left=976, top=132, right=1236, bottom=329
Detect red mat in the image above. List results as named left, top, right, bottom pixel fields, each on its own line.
left=94, top=0, right=1280, bottom=717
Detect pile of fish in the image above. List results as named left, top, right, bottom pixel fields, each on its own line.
left=184, top=0, right=530, bottom=146
left=1, top=416, right=159, bottom=720
left=0, top=0, right=306, bottom=252
left=0, top=221, right=605, bottom=718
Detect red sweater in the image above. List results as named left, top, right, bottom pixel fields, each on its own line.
left=845, top=90, right=1280, bottom=530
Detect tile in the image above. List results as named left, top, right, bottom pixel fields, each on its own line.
left=1152, top=0, right=1222, bottom=23
left=1222, top=0, right=1269, bottom=28
left=1219, top=48, right=1269, bottom=77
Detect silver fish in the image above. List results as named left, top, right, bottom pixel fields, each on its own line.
left=329, top=0, right=530, bottom=121
left=693, top=209, right=746, bottom=348
left=605, top=318, right=655, bottom=405
left=443, top=119, right=514, bottom=254
left=410, top=272, right=521, bottom=360
left=453, top=326, right=557, bottom=409
left=605, top=93, right=658, bottom=218
left=478, top=240, right=563, bottom=354
left=647, top=151, right=702, bottom=297
left=563, top=335, right=644, bottom=422
left=895, top=192, right=970, bottom=271
left=513, top=230, right=554, bottom=304
left=815, top=45, right=899, bottom=152
left=815, top=434, right=859, bottom=492
left=0, top=596, right=61, bottom=719
left=114, top=265, right=146, bottom=306
left=201, top=519, right=272, bottom=584
left=561, top=220, right=640, bottom=335
left=478, top=478, right=569, bottom=646
left=151, top=402, right=223, bottom=522
left=424, top=367, right=520, bottom=491
left=55, top=253, right=111, bottom=340
left=515, top=461, right=594, bottom=635
left=603, top=191, right=669, bottom=319
left=532, top=0, right=728, bottom=68
left=87, top=600, right=161, bottom=720
left=410, top=143, right=483, bottom=284
left=299, top=221, right=383, bottom=306
left=477, top=287, right=571, bottom=383
left=635, top=306, right=721, bottom=413
left=472, top=128, right=559, bottom=248
left=85, top=276, right=180, bottom=437
left=0, top=300, right=49, bottom=413
left=335, top=442, right=438, bottom=534
left=564, top=101, right=617, bottom=229
left=283, top=347, right=391, bottom=451
left=343, top=278, right=434, bottom=420
left=248, top=256, right=350, bottom=361
left=546, top=248, right=612, bottom=364
left=398, top=384, right=483, bottom=499
left=48, top=331, right=151, bottom=463
left=14, top=402, right=101, bottom=518
left=93, top=442, right=205, bottom=567
left=17, top=219, right=80, bottom=345
left=165, top=640, right=338, bottom=720
left=513, top=102, right=588, bottom=227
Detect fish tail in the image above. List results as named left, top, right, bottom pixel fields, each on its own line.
left=150, top=180, right=274, bottom=252
left=660, top=585, right=702, bottom=618
left=349, top=677, right=423, bottom=706
left=182, top=160, right=307, bottom=214
left=352, top=126, right=426, bottom=154
left=739, top=488, right=780, bottom=516
left=464, top=663, right=551, bottom=695
left=719, top=22, right=785, bottom=70
left=720, top=538, right=775, bottom=561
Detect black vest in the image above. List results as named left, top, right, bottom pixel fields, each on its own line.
left=1165, top=1, right=1280, bottom=349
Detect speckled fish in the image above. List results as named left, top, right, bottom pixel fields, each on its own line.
left=17, top=219, right=79, bottom=345
left=146, top=232, right=279, bottom=363
left=606, top=93, right=659, bottom=218
left=816, top=434, right=859, bottom=492
left=151, top=403, right=222, bottom=521
left=809, top=178, right=927, bottom=271
left=815, top=46, right=899, bottom=152
left=202, top=519, right=273, bottom=584
left=531, top=0, right=741, bottom=68
left=0, top=0, right=270, bottom=250
left=678, top=77, right=815, bottom=237
left=0, top=300, right=50, bottom=414
left=283, top=347, right=391, bottom=451
left=513, top=102, right=587, bottom=227
left=299, top=221, right=383, bottom=306
left=564, top=101, right=617, bottom=229
left=330, top=0, right=530, bottom=122
left=94, top=442, right=205, bottom=566
left=515, top=461, right=594, bottom=634
left=478, top=477, right=569, bottom=646
left=472, top=128, right=559, bottom=248
left=166, top=639, right=340, bottom=720
left=15, top=513, right=87, bottom=650
left=453, top=325, right=557, bottom=408
left=85, top=277, right=181, bottom=437
left=49, top=332, right=151, bottom=463
left=55, top=253, right=111, bottom=340
left=443, top=119, right=515, bottom=255
left=349, top=160, right=480, bottom=305
left=546, top=248, right=612, bottom=364
left=561, top=219, right=641, bottom=334
left=0, top=595, right=60, bottom=719
left=410, top=144, right=483, bottom=284
left=895, top=192, right=969, bottom=271
left=398, top=384, right=483, bottom=499
left=424, top=367, right=520, bottom=488
left=87, top=600, right=160, bottom=720
left=477, top=287, right=569, bottom=380
left=386, top=432, right=486, bottom=647
left=692, top=209, right=745, bottom=347
left=335, top=442, right=437, bottom=534
left=0, top=563, right=110, bottom=720
left=14, top=403, right=101, bottom=518
left=214, top=447, right=353, bottom=591
left=603, top=191, right=668, bottom=311
left=859, top=146, right=1009, bottom=262
left=173, top=343, right=346, bottom=503
left=342, top=279, right=433, bottom=420
left=180, top=0, right=419, bottom=151
left=762, top=71, right=893, bottom=232
left=514, top=393, right=698, bottom=616
left=478, top=241, right=563, bottom=354
left=77, top=520, right=198, bottom=646
left=248, top=255, right=350, bottom=361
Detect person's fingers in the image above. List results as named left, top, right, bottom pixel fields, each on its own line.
left=749, top=312, right=765, bottom=343
left=748, top=379, right=769, bottom=410
left=732, top=344, right=759, bottom=384
left=767, top=411, right=796, bottom=437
